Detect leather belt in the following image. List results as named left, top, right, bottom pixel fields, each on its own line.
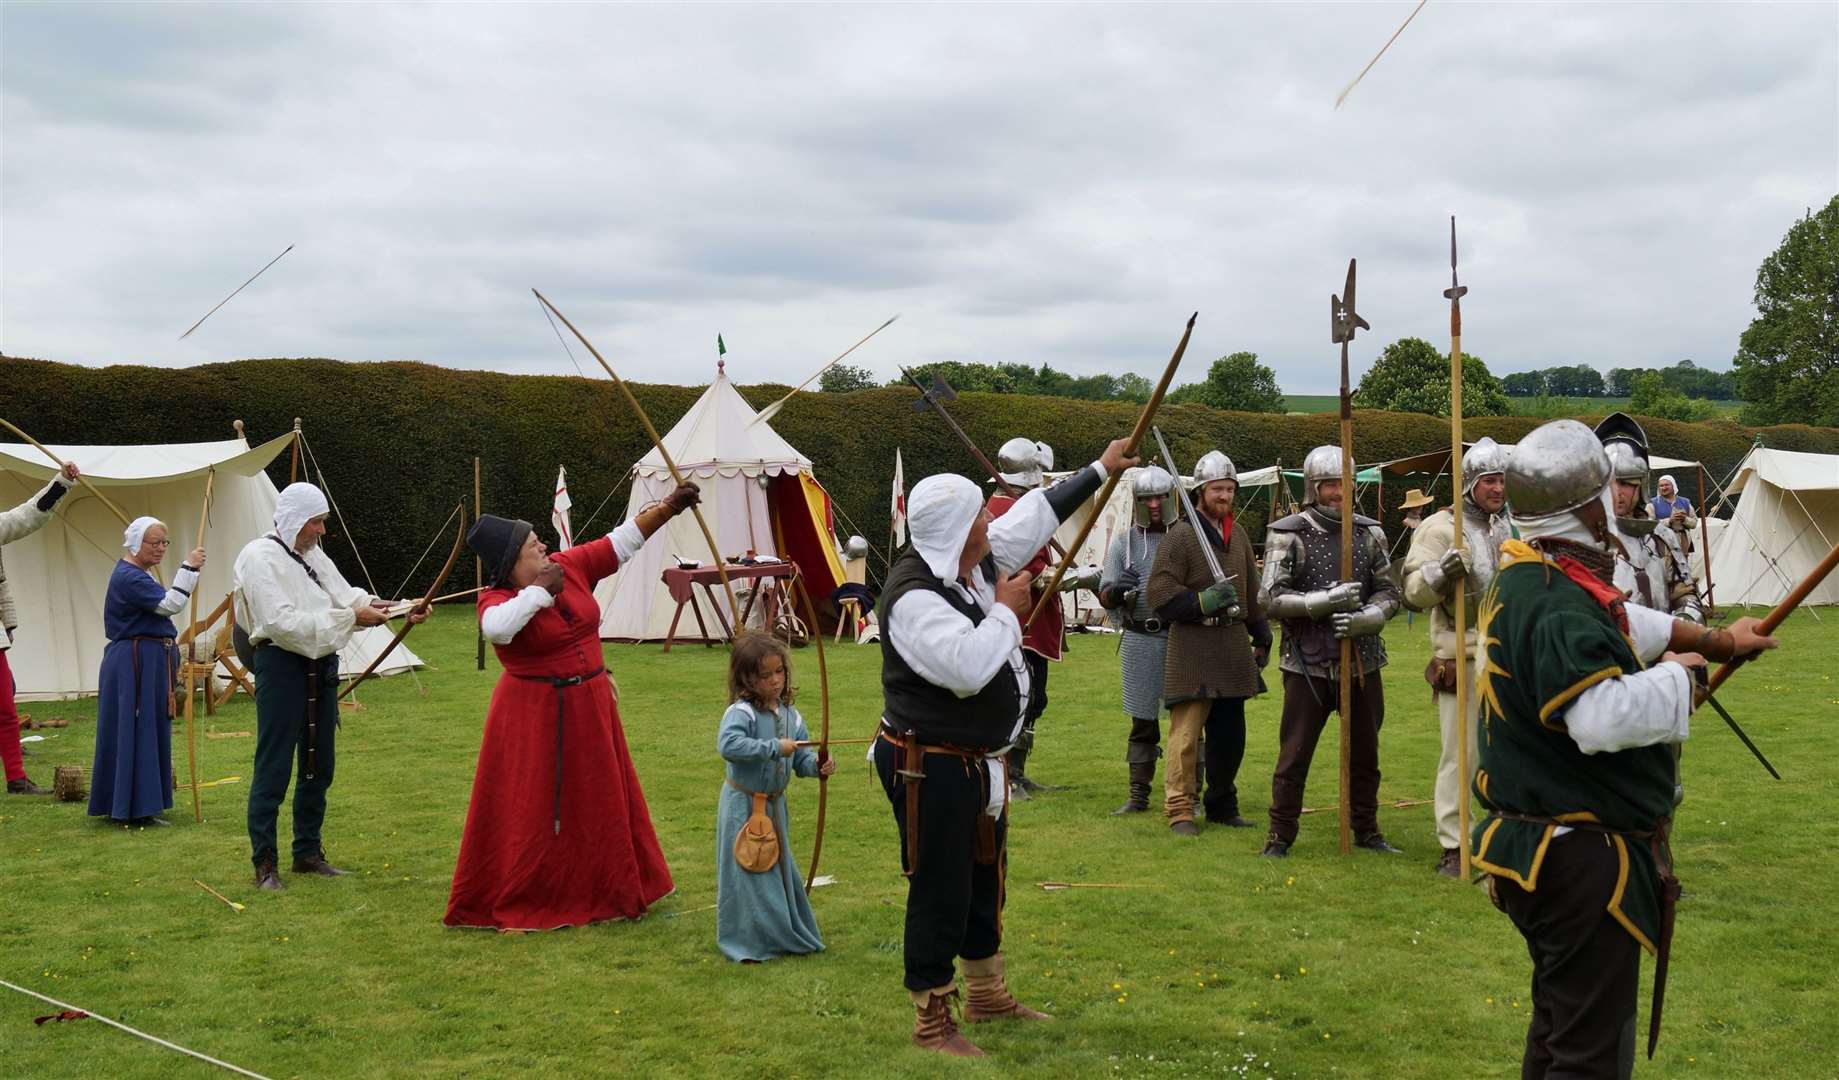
left=510, top=666, right=607, bottom=834
left=1124, top=618, right=1165, bottom=635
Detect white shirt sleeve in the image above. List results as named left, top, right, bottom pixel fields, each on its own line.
left=885, top=589, right=1024, bottom=698
left=1624, top=601, right=1676, bottom=664
left=0, top=478, right=66, bottom=545
left=153, top=565, right=202, bottom=617
left=480, top=585, right=556, bottom=644
left=610, top=519, right=645, bottom=564
left=1566, top=662, right=1691, bottom=754
left=988, top=462, right=1101, bottom=576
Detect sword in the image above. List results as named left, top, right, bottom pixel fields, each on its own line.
left=1149, top=426, right=1243, bottom=621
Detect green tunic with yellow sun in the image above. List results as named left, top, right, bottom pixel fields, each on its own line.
left=1470, top=539, right=1676, bottom=953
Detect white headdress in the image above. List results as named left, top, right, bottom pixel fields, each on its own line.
left=275, top=482, right=331, bottom=549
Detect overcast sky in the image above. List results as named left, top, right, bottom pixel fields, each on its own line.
left=3, top=3, right=1834, bottom=394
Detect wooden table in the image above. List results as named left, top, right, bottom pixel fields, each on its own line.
left=660, top=560, right=797, bottom=651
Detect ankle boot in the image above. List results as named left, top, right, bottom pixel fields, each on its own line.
left=962, top=953, right=1052, bottom=1022
left=1111, top=760, right=1152, bottom=815
left=910, top=985, right=984, bottom=1057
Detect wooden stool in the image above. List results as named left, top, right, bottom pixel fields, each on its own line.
left=834, top=597, right=863, bottom=642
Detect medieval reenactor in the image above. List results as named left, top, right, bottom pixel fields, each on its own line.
left=1, top=461, right=79, bottom=796
left=1400, top=437, right=1510, bottom=877
left=1097, top=466, right=1177, bottom=815
left=1258, top=445, right=1401, bottom=857
left=1471, top=418, right=1777, bottom=1076
left=984, top=437, right=1065, bottom=800
left=233, top=482, right=424, bottom=890
left=875, top=436, right=1137, bottom=1057
left=1597, top=413, right=1704, bottom=624
left=1144, top=450, right=1270, bottom=835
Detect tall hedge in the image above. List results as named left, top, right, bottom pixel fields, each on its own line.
left=6, top=354, right=1836, bottom=596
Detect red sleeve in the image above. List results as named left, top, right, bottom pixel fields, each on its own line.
left=552, top=534, right=620, bottom=587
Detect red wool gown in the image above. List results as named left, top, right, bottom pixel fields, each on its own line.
left=445, top=535, right=674, bottom=929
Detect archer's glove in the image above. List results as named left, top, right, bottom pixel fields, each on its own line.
left=1199, top=580, right=1238, bottom=616
left=664, top=482, right=701, bottom=514
left=1332, top=603, right=1388, bottom=639
left=1420, top=548, right=1469, bottom=596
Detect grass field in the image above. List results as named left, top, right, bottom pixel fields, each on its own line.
left=4, top=608, right=1835, bottom=1078
left=1279, top=395, right=1745, bottom=419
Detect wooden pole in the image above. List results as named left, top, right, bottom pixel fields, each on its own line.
left=183, top=468, right=215, bottom=823
left=1696, top=467, right=1714, bottom=610
left=1444, top=217, right=1473, bottom=878
left=474, top=456, right=485, bottom=671
left=289, top=418, right=302, bottom=485
left=1024, top=313, right=1196, bottom=628
left=532, top=290, right=741, bottom=626
left=1337, top=361, right=1356, bottom=856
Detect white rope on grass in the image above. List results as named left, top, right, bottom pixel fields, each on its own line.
left=1, top=978, right=274, bottom=1079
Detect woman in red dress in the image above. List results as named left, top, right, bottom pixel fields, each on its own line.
left=445, top=483, right=698, bottom=930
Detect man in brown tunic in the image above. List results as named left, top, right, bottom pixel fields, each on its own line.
left=1145, top=451, right=1270, bottom=837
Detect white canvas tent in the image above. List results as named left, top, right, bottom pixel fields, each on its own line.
left=1699, top=447, right=1839, bottom=608
left=596, top=363, right=846, bottom=641
left=1, top=430, right=421, bottom=701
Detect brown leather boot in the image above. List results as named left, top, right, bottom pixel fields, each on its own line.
left=254, top=859, right=286, bottom=891
left=292, top=850, right=350, bottom=876
left=962, top=953, right=1052, bottom=1022
left=910, top=986, right=984, bottom=1057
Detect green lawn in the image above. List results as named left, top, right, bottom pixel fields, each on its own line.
left=4, top=609, right=1834, bottom=1078
left=1278, top=395, right=1745, bottom=419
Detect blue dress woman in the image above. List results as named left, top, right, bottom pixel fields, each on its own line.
left=89, top=517, right=202, bottom=825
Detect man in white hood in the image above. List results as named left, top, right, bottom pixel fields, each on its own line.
left=873, top=435, right=1136, bottom=1058
left=233, top=482, right=425, bottom=892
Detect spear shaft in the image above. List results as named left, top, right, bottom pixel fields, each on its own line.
left=1445, top=217, right=1473, bottom=879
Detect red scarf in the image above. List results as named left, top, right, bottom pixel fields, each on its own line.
left=1206, top=511, right=1234, bottom=550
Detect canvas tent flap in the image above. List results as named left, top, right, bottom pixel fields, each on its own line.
left=1725, top=447, right=1839, bottom=494
left=0, top=432, right=298, bottom=485
left=1, top=431, right=420, bottom=700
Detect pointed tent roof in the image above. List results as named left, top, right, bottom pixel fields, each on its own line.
left=634, top=361, right=811, bottom=479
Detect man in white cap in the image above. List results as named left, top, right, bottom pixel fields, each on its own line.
left=1401, top=438, right=1510, bottom=877
left=874, top=435, right=1136, bottom=1057
left=1472, top=419, right=1777, bottom=1076
left=233, top=482, right=426, bottom=891
left=0, top=460, right=80, bottom=795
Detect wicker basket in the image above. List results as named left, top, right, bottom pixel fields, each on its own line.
left=52, top=764, right=87, bottom=802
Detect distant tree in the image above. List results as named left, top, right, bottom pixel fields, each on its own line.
left=1501, top=370, right=1546, bottom=397
left=1734, top=196, right=1839, bottom=426
left=819, top=362, right=877, bottom=393
left=1629, top=371, right=1716, bottom=422
left=894, top=361, right=1017, bottom=394
left=1355, top=338, right=1511, bottom=416
left=1541, top=363, right=1606, bottom=397
left=1605, top=367, right=1639, bottom=397
left=1166, top=352, right=1286, bottom=413
left=1114, top=372, right=1153, bottom=403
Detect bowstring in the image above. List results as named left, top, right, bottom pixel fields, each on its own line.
left=388, top=501, right=464, bottom=601
left=573, top=470, right=635, bottom=541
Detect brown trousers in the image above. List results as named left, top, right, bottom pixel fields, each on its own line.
left=1267, top=669, right=1384, bottom=844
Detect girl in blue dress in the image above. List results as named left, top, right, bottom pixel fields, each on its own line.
left=90, top=517, right=203, bottom=826
left=715, top=633, right=835, bottom=962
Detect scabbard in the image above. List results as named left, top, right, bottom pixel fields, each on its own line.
left=304, top=668, right=318, bottom=780
left=1647, top=827, right=1682, bottom=1060
left=901, top=733, right=923, bottom=878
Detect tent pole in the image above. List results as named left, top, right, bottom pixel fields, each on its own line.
left=474, top=456, right=485, bottom=672
left=1697, top=467, right=1714, bottom=610
left=289, top=418, right=302, bottom=484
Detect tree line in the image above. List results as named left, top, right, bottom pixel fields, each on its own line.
left=819, top=195, right=1835, bottom=427
left=1499, top=360, right=1738, bottom=400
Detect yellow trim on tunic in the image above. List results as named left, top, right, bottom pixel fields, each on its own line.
left=1537, top=666, right=1623, bottom=730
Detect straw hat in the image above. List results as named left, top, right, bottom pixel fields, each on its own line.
left=1399, top=488, right=1434, bottom=512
